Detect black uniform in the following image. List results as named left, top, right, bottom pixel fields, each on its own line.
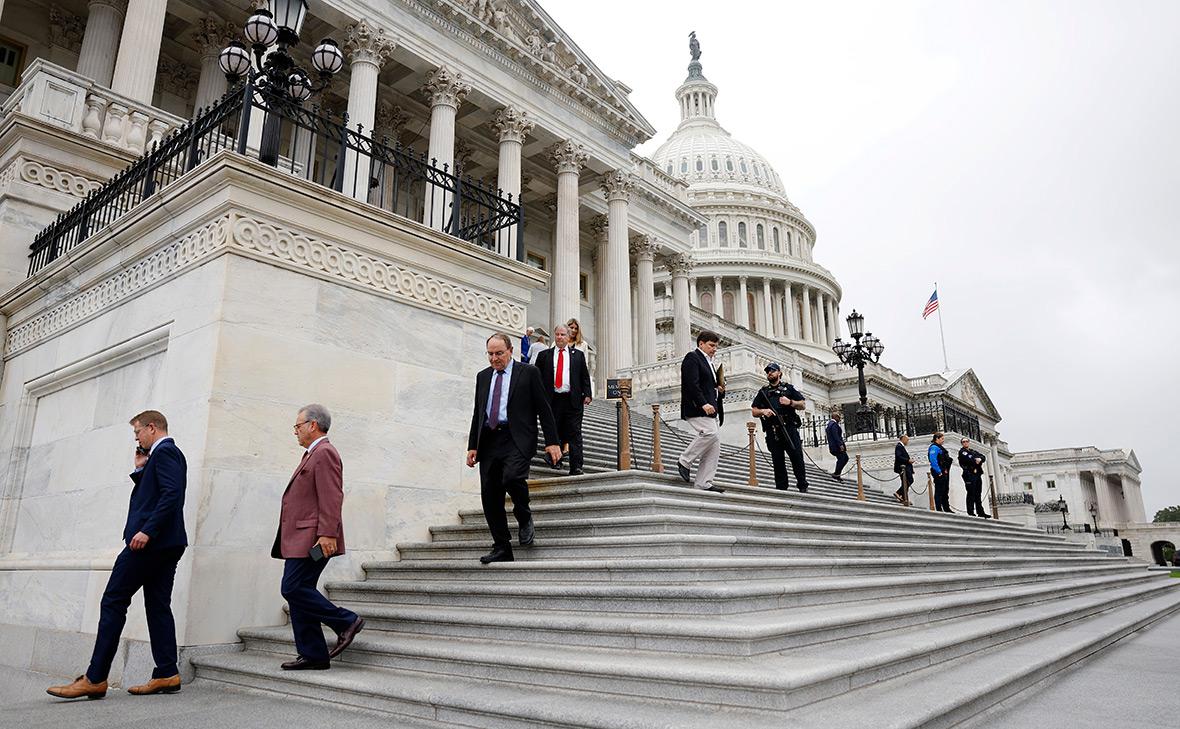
left=958, top=446, right=988, bottom=517
left=751, top=383, right=809, bottom=492
left=893, top=442, right=913, bottom=503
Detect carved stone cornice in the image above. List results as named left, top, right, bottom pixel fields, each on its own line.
left=589, top=214, right=609, bottom=241
left=666, top=253, right=694, bottom=277
left=549, top=139, right=588, bottom=175
left=600, top=169, right=636, bottom=203
left=193, top=15, right=237, bottom=56
left=15, top=158, right=102, bottom=198
left=156, top=56, right=197, bottom=98
left=422, top=65, right=471, bottom=109
left=48, top=5, right=85, bottom=51
left=629, top=235, right=659, bottom=261
left=492, top=107, right=534, bottom=144
left=345, top=19, right=396, bottom=67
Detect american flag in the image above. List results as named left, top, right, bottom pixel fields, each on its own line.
left=922, top=289, right=939, bottom=319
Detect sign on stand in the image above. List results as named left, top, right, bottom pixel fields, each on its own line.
left=606, top=378, right=633, bottom=400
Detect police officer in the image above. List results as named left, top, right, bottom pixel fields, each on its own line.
left=750, top=363, right=809, bottom=492
left=958, top=437, right=991, bottom=518
left=928, top=432, right=954, bottom=513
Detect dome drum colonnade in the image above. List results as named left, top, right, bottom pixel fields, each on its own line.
left=33, top=0, right=704, bottom=380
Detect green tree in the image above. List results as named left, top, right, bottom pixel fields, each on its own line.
left=1154, top=505, right=1180, bottom=523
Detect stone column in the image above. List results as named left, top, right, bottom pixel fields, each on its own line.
left=343, top=21, right=395, bottom=202
left=827, top=297, right=839, bottom=344
left=712, top=276, right=723, bottom=317
left=771, top=285, right=783, bottom=338
left=689, top=278, right=697, bottom=306
left=192, top=16, right=235, bottom=113
left=762, top=278, right=774, bottom=337
left=110, top=0, right=167, bottom=104
left=549, top=140, right=588, bottom=327
left=421, top=65, right=471, bottom=226
left=492, top=107, right=534, bottom=259
left=590, top=215, right=610, bottom=388
left=737, top=276, right=750, bottom=328
left=784, top=283, right=798, bottom=339
left=77, top=0, right=125, bottom=88
left=815, top=292, right=828, bottom=346
left=801, top=286, right=814, bottom=343
left=669, top=254, right=694, bottom=356
left=631, top=235, right=660, bottom=364
left=601, top=170, right=636, bottom=378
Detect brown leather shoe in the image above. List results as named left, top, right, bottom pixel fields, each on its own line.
left=328, top=616, right=365, bottom=659
left=46, top=675, right=107, bottom=700
left=127, top=675, right=181, bottom=695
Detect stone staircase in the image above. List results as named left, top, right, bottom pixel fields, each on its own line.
left=529, top=399, right=895, bottom=504
left=192, top=469, right=1180, bottom=728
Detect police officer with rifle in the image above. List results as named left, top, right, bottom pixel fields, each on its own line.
left=750, top=363, right=809, bottom=492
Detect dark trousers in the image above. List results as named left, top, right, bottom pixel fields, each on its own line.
left=965, top=476, right=987, bottom=516
left=895, top=466, right=914, bottom=501
left=933, top=471, right=952, bottom=512
left=551, top=393, right=584, bottom=474
left=832, top=450, right=849, bottom=476
left=767, top=428, right=808, bottom=491
left=478, top=428, right=532, bottom=549
left=281, top=557, right=358, bottom=662
left=86, top=545, right=185, bottom=683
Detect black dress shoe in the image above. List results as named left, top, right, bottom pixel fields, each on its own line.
left=480, top=546, right=514, bottom=564
left=704, top=485, right=725, bottom=493
left=519, top=519, right=535, bottom=546
left=677, top=462, right=691, bottom=483
left=569, top=468, right=584, bottom=476
left=798, top=484, right=809, bottom=493
left=328, top=616, right=365, bottom=659
left=281, top=657, right=330, bottom=671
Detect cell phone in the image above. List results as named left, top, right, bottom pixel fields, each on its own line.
left=309, top=543, right=326, bottom=562
left=135, top=446, right=150, bottom=456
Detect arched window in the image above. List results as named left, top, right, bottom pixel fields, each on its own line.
left=725, top=157, right=734, bottom=172
left=710, top=157, right=719, bottom=172
left=772, top=227, right=781, bottom=252
left=665, top=163, right=673, bottom=176
left=786, top=230, right=793, bottom=256
left=697, top=223, right=708, bottom=247
left=718, top=221, right=728, bottom=247
left=722, top=291, right=735, bottom=321
left=695, top=157, right=703, bottom=172
left=680, top=158, right=688, bottom=174
left=738, top=222, right=748, bottom=247
left=700, top=291, right=713, bottom=311
left=747, top=293, right=757, bottom=328
left=752, top=165, right=761, bottom=179
left=756, top=224, right=765, bottom=249
left=740, top=159, right=748, bottom=174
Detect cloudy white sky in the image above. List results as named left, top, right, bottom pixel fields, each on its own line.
left=545, top=0, right=1180, bottom=518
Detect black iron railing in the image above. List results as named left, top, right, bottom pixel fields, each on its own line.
left=28, top=78, right=523, bottom=275
left=798, top=397, right=983, bottom=449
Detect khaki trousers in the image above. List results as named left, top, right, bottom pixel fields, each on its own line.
left=679, top=416, right=721, bottom=490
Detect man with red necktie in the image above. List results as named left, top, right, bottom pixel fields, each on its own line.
left=534, top=324, right=593, bottom=476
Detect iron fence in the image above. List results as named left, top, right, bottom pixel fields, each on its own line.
left=799, top=397, right=983, bottom=449
left=28, top=77, right=523, bottom=275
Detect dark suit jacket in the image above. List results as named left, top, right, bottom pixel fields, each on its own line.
left=958, top=447, right=985, bottom=478
left=468, top=362, right=560, bottom=458
left=534, top=346, right=592, bottom=407
left=894, top=442, right=913, bottom=474
left=272, top=439, right=346, bottom=559
left=124, top=438, right=188, bottom=549
left=826, top=420, right=845, bottom=455
left=680, top=349, right=721, bottom=420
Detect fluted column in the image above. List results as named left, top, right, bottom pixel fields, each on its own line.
left=815, top=292, right=829, bottom=346
left=492, top=107, right=534, bottom=259
left=669, top=254, right=694, bottom=356
left=549, top=140, right=588, bottom=326
left=737, top=276, right=750, bottom=328
left=689, top=278, right=698, bottom=306
left=631, top=235, right=660, bottom=363
left=712, top=276, right=723, bottom=317
left=828, top=298, right=840, bottom=344
left=761, top=278, right=774, bottom=336
left=801, top=287, right=814, bottom=343
left=343, top=21, right=395, bottom=202
left=77, top=0, right=125, bottom=87
left=421, top=64, right=471, bottom=225
left=110, top=0, right=166, bottom=103
left=192, top=16, right=235, bottom=113
left=601, top=170, right=636, bottom=378
left=771, top=284, right=783, bottom=337
left=590, top=215, right=610, bottom=389
left=784, top=283, right=798, bottom=339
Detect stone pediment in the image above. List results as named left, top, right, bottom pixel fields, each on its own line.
left=945, top=369, right=1001, bottom=421
left=430, top=0, right=656, bottom=142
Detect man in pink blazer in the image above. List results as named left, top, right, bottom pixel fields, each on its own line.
left=270, top=404, right=363, bottom=670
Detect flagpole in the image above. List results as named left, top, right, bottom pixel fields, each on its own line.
left=935, top=282, right=949, bottom=371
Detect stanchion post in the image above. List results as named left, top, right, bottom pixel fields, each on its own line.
left=855, top=454, right=865, bottom=501
left=927, top=473, right=936, bottom=511
left=987, top=462, right=999, bottom=520
left=651, top=404, right=663, bottom=473
left=746, top=422, right=758, bottom=486
left=902, top=471, right=911, bottom=507
left=617, top=397, right=632, bottom=470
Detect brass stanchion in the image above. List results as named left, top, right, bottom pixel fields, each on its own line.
left=987, top=463, right=999, bottom=520
left=901, top=471, right=911, bottom=507
left=746, top=422, right=758, bottom=486
left=651, top=403, right=663, bottom=473
left=927, top=473, right=936, bottom=511
left=855, top=454, right=865, bottom=501
left=617, top=397, right=632, bottom=470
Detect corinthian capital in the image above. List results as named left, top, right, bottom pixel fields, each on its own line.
left=666, top=253, right=695, bottom=276
left=423, top=65, right=472, bottom=109
left=629, top=234, right=659, bottom=260
left=194, top=15, right=237, bottom=56
left=492, top=107, right=535, bottom=144
left=549, top=139, right=588, bottom=175
left=345, top=20, right=396, bottom=67
left=589, top=214, right=609, bottom=241
left=600, top=169, right=636, bottom=202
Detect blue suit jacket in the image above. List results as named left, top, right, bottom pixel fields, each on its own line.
left=124, top=438, right=188, bottom=549
left=826, top=419, right=845, bottom=454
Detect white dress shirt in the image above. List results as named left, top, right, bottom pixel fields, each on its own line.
left=306, top=435, right=328, bottom=454
left=551, top=345, right=572, bottom=393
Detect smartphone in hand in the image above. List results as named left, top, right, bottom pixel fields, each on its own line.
left=309, top=543, right=326, bottom=562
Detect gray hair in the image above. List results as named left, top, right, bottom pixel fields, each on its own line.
left=299, top=403, right=332, bottom=433
left=553, top=324, right=569, bottom=336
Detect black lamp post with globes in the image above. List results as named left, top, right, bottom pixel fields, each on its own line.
left=831, top=310, right=885, bottom=435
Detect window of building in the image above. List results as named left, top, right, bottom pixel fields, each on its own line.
left=740, top=159, right=748, bottom=174
left=698, top=223, right=708, bottom=248
left=725, top=157, right=734, bottom=172
left=579, top=273, right=588, bottom=300
left=1046, top=480, right=1057, bottom=489
left=722, top=291, right=735, bottom=320
left=786, top=230, right=793, bottom=256
left=665, top=163, right=673, bottom=176
left=0, top=37, right=25, bottom=87
left=756, top=224, right=765, bottom=249
left=681, top=158, right=688, bottom=174
left=700, top=291, right=713, bottom=311
left=747, top=294, right=757, bottom=327
left=718, top=221, right=728, bottom=247
left=710, top=157, right=719, bottom=172
left=526, top=252, right=547, bottom=271
left=738, top=222, right=747, bottom=247
left=773, top=227, right=781, bottom=252
left=695, top=157, right=703, bottom=172
left=1024, top=482, right=1033, bottom=491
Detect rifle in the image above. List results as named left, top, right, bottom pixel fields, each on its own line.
left=755, top=386, right=796, bottom=440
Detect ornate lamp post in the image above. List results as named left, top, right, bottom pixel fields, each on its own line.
left=1058, top=495, right=1071, bottom=531
left=218, top=1, right=344, bottom=165
left=832, top=310, right=884, bottom=434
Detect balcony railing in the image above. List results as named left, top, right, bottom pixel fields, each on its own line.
left=28, top=77, right=524, bottom=275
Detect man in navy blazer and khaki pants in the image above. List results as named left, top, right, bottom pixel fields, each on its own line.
left=48, top=410, right=188, bottom=700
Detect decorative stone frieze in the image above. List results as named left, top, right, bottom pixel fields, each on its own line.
left=156, top=56, right=198, bottom=98
left=549, top=139, right=587, bottom=175
left=344, top=19, right=396, bottom=67
left=600, top=169, right=636, bottom=202
left=374, top=101, right=408, bottom=142
left=491, top=107, right=534, bottom=144
left=422, top=65, right=471, bottom=110
left=17, top=159, right=103, bottom=198
left=48, top=5, right=86, bottom=51
left=193, top=16, right=237, bottom=56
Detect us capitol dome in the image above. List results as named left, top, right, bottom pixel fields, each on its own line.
left=652, top=33, right=843, bottom=361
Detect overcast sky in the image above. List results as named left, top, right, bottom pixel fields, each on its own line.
left=544, top=0, right=1180, bottom=519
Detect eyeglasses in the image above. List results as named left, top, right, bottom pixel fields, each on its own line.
left=293, top=420, right=311, bottom=431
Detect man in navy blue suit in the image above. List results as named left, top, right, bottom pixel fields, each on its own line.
left=826, top=411, right=849, bottom=480
left=48, top=410, right=188, bottom=700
